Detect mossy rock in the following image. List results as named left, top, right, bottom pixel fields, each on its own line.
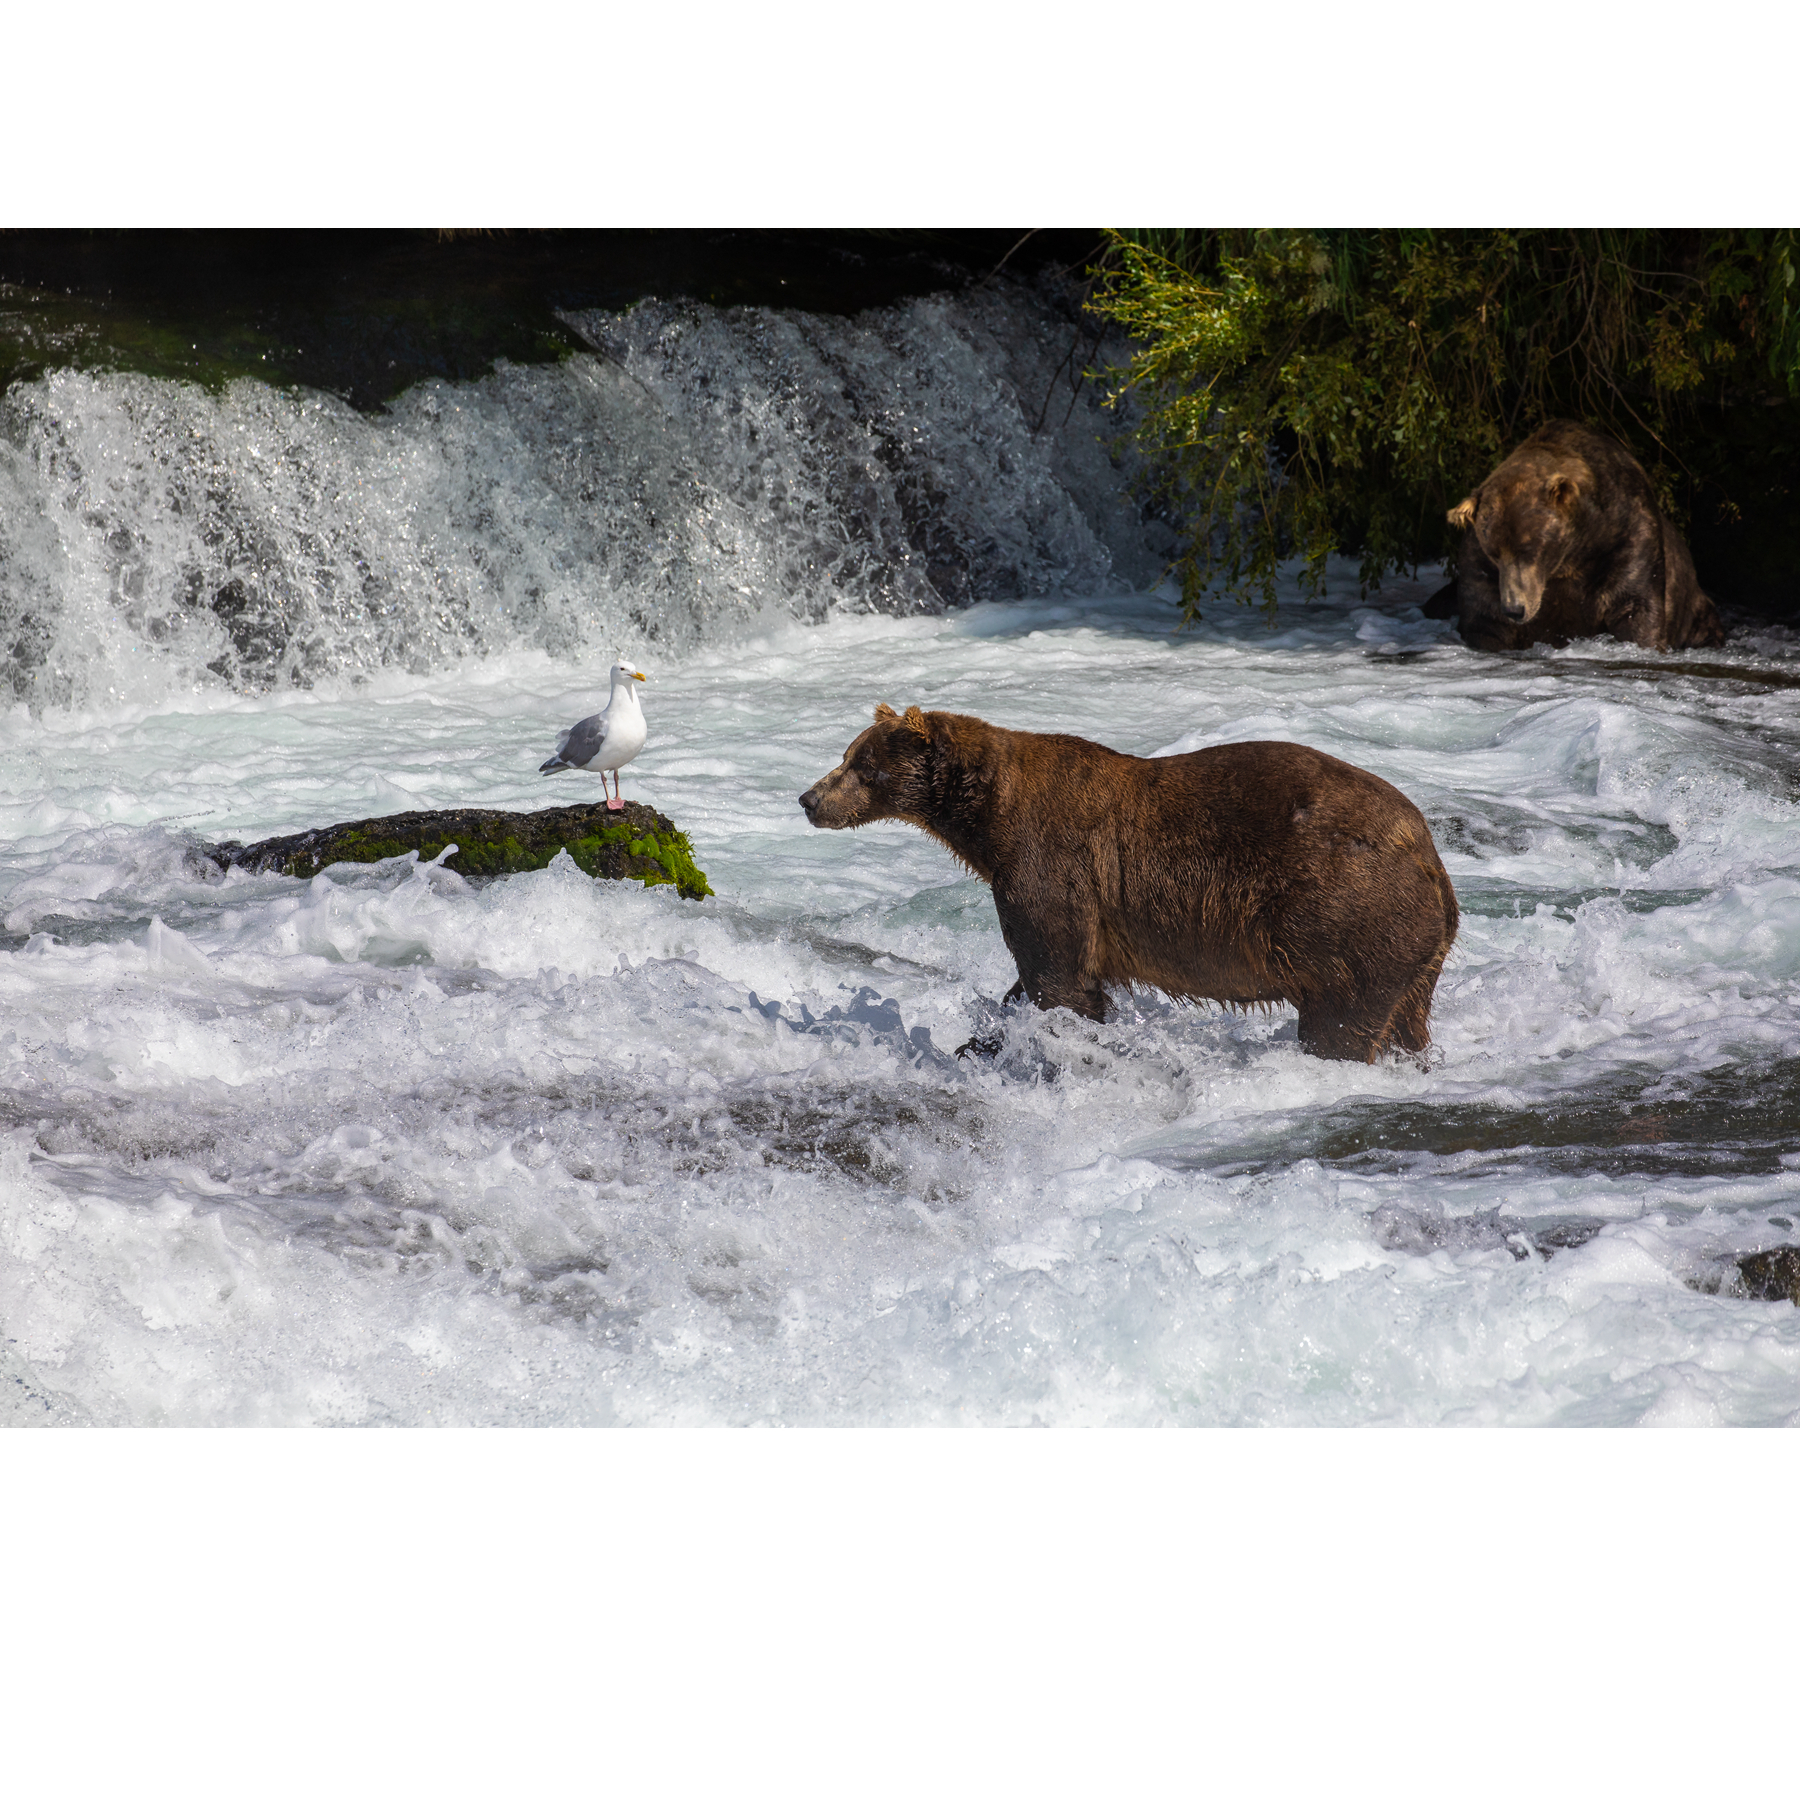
left=203, top=801, right=712, bottom=901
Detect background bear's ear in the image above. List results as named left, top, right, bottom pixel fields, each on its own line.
left=1546, top=474, right=1580, bottom=508
left=1447, top=495, right=1477, bottom=528
left=901, top=706, right=930, bottom=738
left=874, top=702, right=899, bottom=723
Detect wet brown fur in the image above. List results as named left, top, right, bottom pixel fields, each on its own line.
left=799, top=705, right=1460, bottom=1063
left=1428, top=420, right=1726, bottom=652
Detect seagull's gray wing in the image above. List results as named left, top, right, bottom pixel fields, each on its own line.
left=540, top=709, right=609, bottom=774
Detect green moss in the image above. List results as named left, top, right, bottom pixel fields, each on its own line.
left=563, top=822, right=713, bottom=900
left=632, top=828, right=713, bottom=901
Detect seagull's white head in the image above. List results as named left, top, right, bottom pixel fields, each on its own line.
left=611, top=660, right=648, bottom=685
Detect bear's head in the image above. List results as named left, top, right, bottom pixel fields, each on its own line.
left=1449, top=465, right=1588, bottom=624
left=798, top=703, right=936, bottom=831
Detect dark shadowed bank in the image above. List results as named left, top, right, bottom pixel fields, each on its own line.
left=0, top=229, right=1105, bottom=413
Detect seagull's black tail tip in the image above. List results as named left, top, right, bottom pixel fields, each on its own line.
left=539, top=759, right=565, bottom=776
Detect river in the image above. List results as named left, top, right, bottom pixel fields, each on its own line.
left=4, top=280, right=1798, bottom=1424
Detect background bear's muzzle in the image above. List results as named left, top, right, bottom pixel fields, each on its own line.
left=1500, top=573, right=1546, bottom=622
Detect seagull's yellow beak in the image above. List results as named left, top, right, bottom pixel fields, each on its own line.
left=632, top=670, right=647, bottom=682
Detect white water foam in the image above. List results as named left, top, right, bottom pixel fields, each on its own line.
left=6, top=566, right=1800, bottom=1424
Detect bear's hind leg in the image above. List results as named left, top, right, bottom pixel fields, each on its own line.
left=1302, top=962, right=1443, bottom=1063
left=1295, top=1006, right=1383, bottom=1063
left=1380, top=958, right=1447, bottom=1058
left=1376, top=987, right=1432, bottom=1059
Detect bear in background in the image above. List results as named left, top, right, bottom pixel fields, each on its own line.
left=1424, top=420, right=1726, bottom=652
left=798, top=705, right=1459, bottom=1064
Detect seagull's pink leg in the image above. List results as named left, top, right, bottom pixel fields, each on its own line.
left=607, top=769, right=624, bottom=811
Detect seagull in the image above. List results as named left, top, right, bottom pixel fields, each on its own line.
left=539, top=660, right=648, bottom=809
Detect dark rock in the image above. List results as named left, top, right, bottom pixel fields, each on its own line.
left=1736, top=1246, right=1800, bottom=1305
left=200, top=801, right=711, bottom=901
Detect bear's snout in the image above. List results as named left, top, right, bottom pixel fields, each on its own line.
left=800, top=773, right=855, bottom=828
left=1498, top=569, right=1548, bottom=624
left=799, top=766, right=875, bottom=831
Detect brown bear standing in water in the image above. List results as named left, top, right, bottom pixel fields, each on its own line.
left=799, top=706, right=1459, bottom=1063
left=1423, top=420, right=1726, bottom=651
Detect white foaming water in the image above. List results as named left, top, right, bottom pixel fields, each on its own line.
left=6, top=556, right=1800, bottom=1424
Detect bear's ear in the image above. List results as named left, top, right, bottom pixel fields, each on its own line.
left=874, top=702, right=900, bottom=724
left=1546, top=474, right=1580, bottom=508
left=901, top=706, right=931, bottom=738
left=1447, top=495, right=1477, bottom=529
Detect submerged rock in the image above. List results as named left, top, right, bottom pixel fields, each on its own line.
left=201, top=801, right=712, bottom=901
left=1684, top=1245, right=1800, bottom=1305
left=1736, top=1246, right=1800, bottom=1305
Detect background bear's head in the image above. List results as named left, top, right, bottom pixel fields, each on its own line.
left=1450, top=440, right=1594, bottom=624
left=798, top=703, right=934, bottom=830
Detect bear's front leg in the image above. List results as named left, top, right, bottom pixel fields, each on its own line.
left=991, top=879, right=1108, bottom=1022
left=1453, top=535, right=1529, bottom=651
left=1595, top=521, right=1671, bottom=650
left=1021, top=968, right=1108, bottom=1020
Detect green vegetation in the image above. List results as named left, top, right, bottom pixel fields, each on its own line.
left=1088, top=230, right=1800, bottom=617
left=208, top=801, right=713, bottom=901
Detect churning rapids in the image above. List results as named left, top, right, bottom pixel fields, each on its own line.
left=4, top=283, right=1800, bottom=1425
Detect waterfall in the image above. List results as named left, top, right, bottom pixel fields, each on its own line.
left=0, top=278, right=1167, bottom=708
